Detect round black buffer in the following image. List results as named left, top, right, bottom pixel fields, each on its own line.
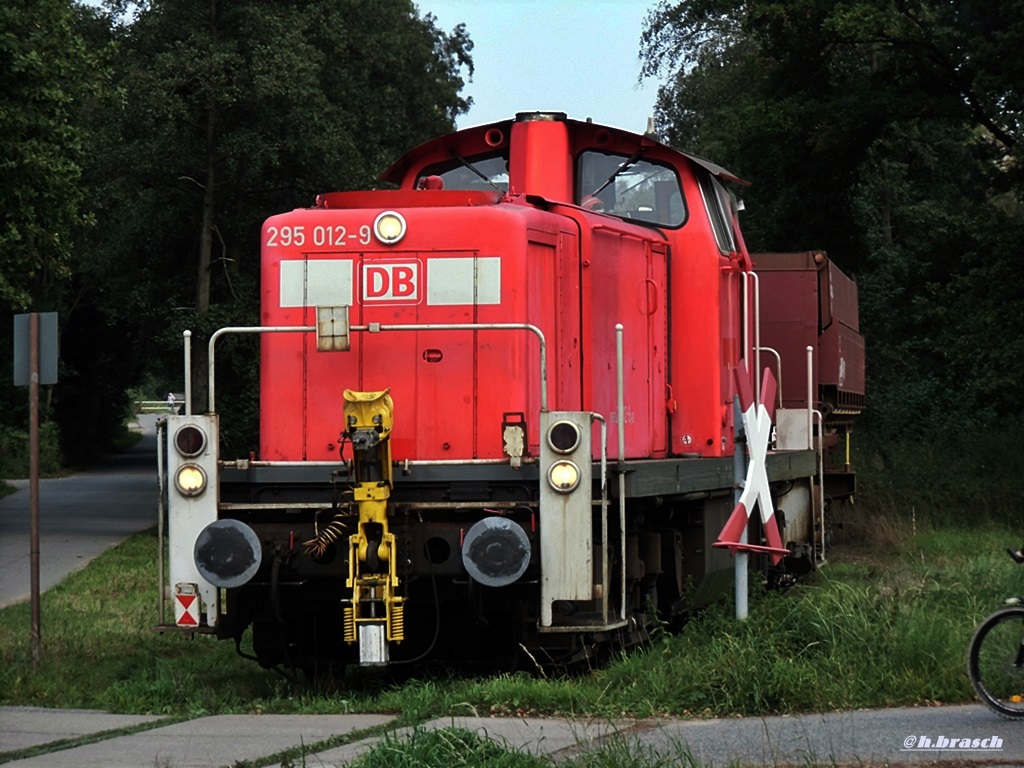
left=194, top=519, right=262, bottom=589
left=461, top=517, right=531, bottom=588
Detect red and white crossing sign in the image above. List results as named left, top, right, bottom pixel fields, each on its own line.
left=714, top=361, right=790, bottom=565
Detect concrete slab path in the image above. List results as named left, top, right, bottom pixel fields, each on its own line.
left=2, top=703, right=1020, bottom=768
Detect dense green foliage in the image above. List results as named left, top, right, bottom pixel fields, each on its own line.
left=0, top=0, right=100, bottom=313
left=642, top=0, right=1024, bottom=443
left=0, top=0, right=472, bottom=464
left=0, top=0, right=105, bottom=466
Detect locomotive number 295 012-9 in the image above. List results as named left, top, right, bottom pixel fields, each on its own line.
left=265, top=224, right=372, bottom=248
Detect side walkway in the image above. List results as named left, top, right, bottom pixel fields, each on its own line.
left=0, top=416, right=159, bottom=608
left=0, top=703, right=1018, bottom=767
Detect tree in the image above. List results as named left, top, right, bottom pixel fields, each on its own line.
left=0, top=0, right=113, bottom=467
left=852, top=119, right=1024, bottom=435
left=62, top=0, right=473, bottom=455
left=641, top=0, right=1024, bottom=437
left=641, top=0, right=1023, bottom=261
left=0, top=0, right=102, bottom=313
left=94, top=0, right=472, bottom=313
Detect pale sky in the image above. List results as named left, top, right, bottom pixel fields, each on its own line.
left=419, top=0, right=660, bottom=133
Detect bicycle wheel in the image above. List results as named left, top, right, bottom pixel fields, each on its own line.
left=968, top=606, right=1024, bottom=719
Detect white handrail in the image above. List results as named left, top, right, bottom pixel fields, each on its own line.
left=204, top=321, right=548, bottom=415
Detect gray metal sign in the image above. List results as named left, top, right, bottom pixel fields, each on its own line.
left=13, top=312, right=58, bottom=386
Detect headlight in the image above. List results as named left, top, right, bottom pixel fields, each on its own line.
left=174, top=425, right=207, bottom=457
left=547, top=420, right=581, bottom=454
left=175, top=464, right=207, bottom=496
left=547, top=460, right=581, bottom=493
left=373, top=211, right=406, bottom=245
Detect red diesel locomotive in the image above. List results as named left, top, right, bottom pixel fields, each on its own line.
left=158, top=112, right=864, bottom=675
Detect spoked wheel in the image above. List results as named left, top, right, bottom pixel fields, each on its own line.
left=968, top=606, right=1024, bottom=719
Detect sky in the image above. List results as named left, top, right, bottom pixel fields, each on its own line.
left=418, top=0, right=661, bottom=134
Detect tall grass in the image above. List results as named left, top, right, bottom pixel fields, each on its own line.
left=0, top=512, right=1016, bottom=719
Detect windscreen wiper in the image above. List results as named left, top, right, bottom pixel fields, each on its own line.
left=452, top=151, right=503, bottom=193
left=588, top=147, right=646, bottom=198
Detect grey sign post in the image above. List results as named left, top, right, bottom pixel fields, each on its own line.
left=13, top=312, right=58, bottom=668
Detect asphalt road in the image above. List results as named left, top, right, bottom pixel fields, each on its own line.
left=0, top=414, right=160, bottom=607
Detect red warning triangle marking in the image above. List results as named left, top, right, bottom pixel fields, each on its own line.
left=176, top=594, right=199, bottom=626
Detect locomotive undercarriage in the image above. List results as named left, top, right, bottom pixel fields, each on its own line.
left=210, top=448, right=820, bottom=677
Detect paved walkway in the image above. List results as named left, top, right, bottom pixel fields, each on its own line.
left=0, top=703, right=1019, bottom=767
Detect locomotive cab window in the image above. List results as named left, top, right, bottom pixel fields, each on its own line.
left=416, top=153, right=509, bottom=192
left=576, top=150, right=685, bottom=227
left=698, top=171, right=738, bottom=253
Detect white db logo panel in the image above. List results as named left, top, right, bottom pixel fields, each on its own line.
left=363, top=263, right=419, bottom=302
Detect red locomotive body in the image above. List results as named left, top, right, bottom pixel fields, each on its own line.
left=159, top=113, right=864, bottom=674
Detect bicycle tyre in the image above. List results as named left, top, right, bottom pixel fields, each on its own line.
left=967, top=606, right=1024, bottom=719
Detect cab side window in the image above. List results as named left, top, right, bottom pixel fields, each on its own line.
left=697, top=172, right=738, bottom=253
left=576, top=151, right=686, bottom=227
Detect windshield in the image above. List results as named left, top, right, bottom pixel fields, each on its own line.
left=576, top=150, right=686, bottom=227
left=416, top=154, right=509, bottom=192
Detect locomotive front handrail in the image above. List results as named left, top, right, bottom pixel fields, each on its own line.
left=207, top=325, right=315, bottom=414
left=353, top=322, right=548, bottom=411
left=206, top=321, right=548, bottom=415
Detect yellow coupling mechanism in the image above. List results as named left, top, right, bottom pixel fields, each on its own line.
left=340, top=389, right=404, bottom=665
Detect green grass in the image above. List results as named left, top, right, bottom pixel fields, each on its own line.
left=1, top=530, right=278, bottom=715
left=344, top=727, right=549, bottom=768
left=339, top=727, right=720, bottom=768
left=1, top=510, right=1016, bottom=721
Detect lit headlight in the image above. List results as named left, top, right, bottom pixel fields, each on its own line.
left=175, top=464, right=207, bottom=496
left=373, top=211, right=407, bottom=245
left=547, top=460, right=581, bottom=493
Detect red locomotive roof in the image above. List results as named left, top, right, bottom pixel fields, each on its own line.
left=378, top=113, right=748, bottom=190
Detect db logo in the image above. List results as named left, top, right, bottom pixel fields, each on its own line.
left=363, top=263, right=419, bottom=302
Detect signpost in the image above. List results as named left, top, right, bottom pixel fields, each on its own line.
left=13, top=312, right=58, bottom=669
